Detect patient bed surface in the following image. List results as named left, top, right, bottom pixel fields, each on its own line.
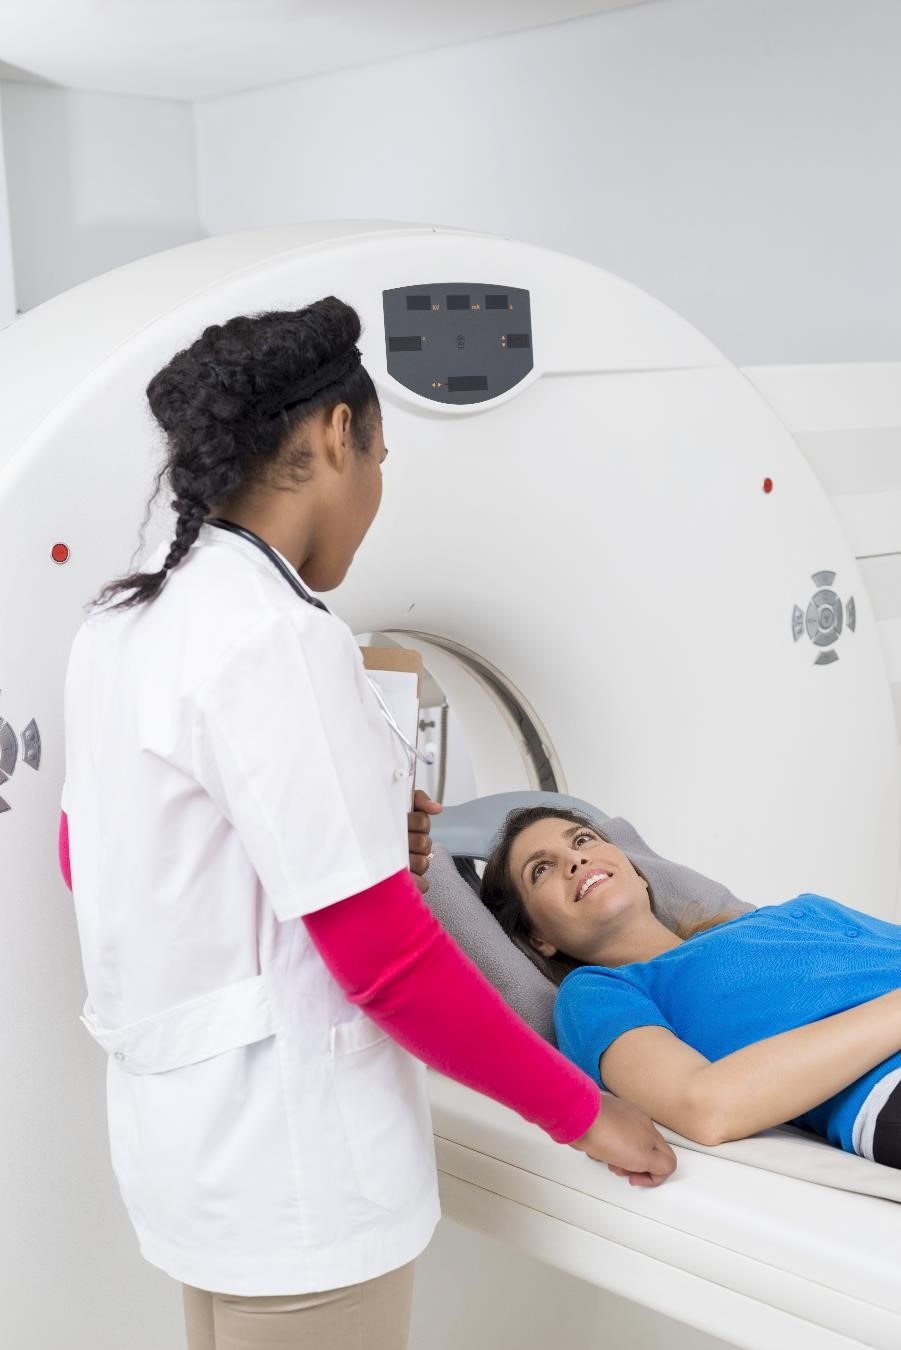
left=428, top=1075, right=901, bottom=1350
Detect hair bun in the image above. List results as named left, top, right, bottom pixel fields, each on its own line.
left=100, top=298, right=378, bottom=610
left=147, top=299, right=363, bottom=431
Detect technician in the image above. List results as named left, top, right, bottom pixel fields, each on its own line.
left=60, top=296, right=675, bottom=1350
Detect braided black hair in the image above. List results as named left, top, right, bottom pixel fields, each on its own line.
left=95, top=296, right=381, bottom=609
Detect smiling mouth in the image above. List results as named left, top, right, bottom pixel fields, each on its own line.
left=575, top=871, right=611, bottom=902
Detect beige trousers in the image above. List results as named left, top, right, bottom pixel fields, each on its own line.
left=182, top=1261, right=415, bottom=1350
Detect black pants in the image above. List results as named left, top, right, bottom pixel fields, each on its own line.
left=873, top=1077, right=901, bottom=1168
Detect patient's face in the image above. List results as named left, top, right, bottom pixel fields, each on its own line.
left=509, top=817, right=649, bottom=961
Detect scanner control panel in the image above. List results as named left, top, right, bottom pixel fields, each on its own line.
left=383, top=283, right=533, bottom=405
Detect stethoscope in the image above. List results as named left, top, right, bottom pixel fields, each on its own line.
left=207, top=517, right=431, bottom=776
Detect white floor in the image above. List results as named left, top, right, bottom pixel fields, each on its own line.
left=410, top=1219, right=733, bottom=1350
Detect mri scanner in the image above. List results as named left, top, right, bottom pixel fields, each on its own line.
left=1, top=221, right=900, bottom=1349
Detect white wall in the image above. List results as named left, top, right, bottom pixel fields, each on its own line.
left=0, top=98, right=16, bottom=325
left=0, top=83, right=203, bottom=311
left=194, top=0, right=901, bottom=368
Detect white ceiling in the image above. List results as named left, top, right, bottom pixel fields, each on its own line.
left=0, top=0, right=657, bottom=101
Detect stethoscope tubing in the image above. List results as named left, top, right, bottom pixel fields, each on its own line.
left=207, top=517, right=331, bottom=612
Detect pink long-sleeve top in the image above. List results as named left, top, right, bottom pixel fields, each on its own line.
left=58, top=812, right=600, bottom=1145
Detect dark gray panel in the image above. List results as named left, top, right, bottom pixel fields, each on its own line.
left=383, top=282, right=533, bottom=405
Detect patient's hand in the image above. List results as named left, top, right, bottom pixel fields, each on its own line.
left=408, top=789, right=442, bottom=894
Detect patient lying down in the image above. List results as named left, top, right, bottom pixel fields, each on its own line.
left=480, top=807, right=901, bottom=1169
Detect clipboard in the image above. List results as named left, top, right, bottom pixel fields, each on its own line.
left=361, top=647, right=423, bottom=806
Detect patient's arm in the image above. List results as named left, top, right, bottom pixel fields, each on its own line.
left=601, top=987, right=901, bottom=1145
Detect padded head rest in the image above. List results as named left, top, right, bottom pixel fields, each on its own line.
left=430, top=791, right=610, bottom=860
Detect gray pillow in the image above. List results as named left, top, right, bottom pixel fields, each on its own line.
left=596, top=815, right=753, bottom=935
left=423, top=796, right=753, bottom=1044
left=424, top=843, right=559, bottom=1041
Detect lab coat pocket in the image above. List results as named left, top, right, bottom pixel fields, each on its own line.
left=80, top=975, right=276, bottom=1074
left=330, top=1017, right=435, bottom=1212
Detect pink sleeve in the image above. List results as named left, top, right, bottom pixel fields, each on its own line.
left=303, top=869, right=601, bottom=1145
left=59, top=811, right=72, bottom=891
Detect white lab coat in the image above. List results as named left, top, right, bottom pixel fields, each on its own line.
left=63, top=526, right=440, bottom=1295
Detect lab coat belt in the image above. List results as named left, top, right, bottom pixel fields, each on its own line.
left=79, top=974, right=276, bottom=1074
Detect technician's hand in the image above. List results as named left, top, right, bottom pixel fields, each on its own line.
left=408, top=789, right=443, bottom=894
left=570, top=1094, right=677, bottom=1187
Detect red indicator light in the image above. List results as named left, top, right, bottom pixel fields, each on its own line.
left=51, top=542, right=70, bottom=564
left=762, top=478, right=774, bottom=494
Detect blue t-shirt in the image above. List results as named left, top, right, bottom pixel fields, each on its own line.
left=554, top=895, right=901, bottom=1151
